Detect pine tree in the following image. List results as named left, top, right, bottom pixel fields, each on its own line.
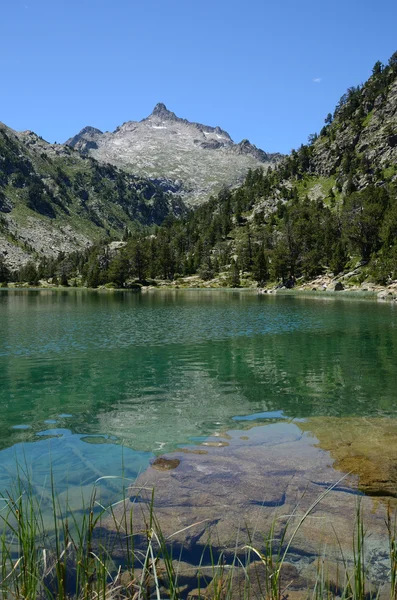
left=198, top=255, right=214, bottom=281
left=228, top=259, right=240, bottom=287
left=107, top=255, right=129, bottom=288
left=86, top=262, right=100, bottom=288
left=20, top=262, right=39, bottom=285
left=0, top=256, right=10, bottom=284
left=330, top=241, right=348, bottom=275
left=60, top=269, right=69, bottom=286
left=129, top=239, right=148, bottom=280
left=252, top=244, right=268, bottom=285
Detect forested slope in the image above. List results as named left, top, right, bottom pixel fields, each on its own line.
left=3, top=51, right=397, bottom=288
left=0, top=123, right=187, bottom=271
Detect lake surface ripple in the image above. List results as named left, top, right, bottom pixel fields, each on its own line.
left=0, top=289, right=396, bottom=511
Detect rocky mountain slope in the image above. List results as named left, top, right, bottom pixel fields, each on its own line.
left=55, top=51, right=397, bottom=290
left=66, top=103, right=282, bottom=205
left=311, top=65, right=397, bottom=183
left=246, top=56, right=397, bottom=220
left=0, top=123, right=186, bottom=269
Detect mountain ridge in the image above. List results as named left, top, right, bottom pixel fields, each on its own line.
left=66, top=104, right=282, bottom=205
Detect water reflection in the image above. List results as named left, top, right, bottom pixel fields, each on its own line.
left=0, top=290, right=396, bottom=457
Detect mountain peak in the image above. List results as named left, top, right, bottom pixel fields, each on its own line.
left=79, top=125, right=103, bottom=136
left=153, top=102, right=168, bottom=113
left=150, top=103, right=176, bottom=120
left=66, top=105, right=282, bottom=205
left=65, top=126, right=103, bottom=153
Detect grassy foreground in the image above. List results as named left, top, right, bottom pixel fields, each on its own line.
left=0, top=470, right=396, bottom=600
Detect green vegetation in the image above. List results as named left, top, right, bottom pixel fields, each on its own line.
left=14, top=175, right=395, bottom=289
left=11, top=50, right=397, bottom=289
left=0, top=255, right=10, bottom=284
left=0, top=125, right=188, bottom=262
left=383, top=166, right=397, bottom=181
left=361, top=110, right=374, bottom=128
left=4, top=49, right=397, bottom=288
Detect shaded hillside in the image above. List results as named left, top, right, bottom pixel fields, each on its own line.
left=66, top=103, right=282, bottom=206
left=0, top=124, right=187, bottom=269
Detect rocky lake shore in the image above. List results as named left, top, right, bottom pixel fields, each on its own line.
left=101, top=416, right=397, bottom=597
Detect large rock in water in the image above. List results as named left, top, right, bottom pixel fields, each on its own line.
left=102, top=420, right=394, bottom=594
left=66, top=104, right=282, bottom=206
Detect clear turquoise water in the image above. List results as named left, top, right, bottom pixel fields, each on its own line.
left=0, top=288, right=397, bottom=508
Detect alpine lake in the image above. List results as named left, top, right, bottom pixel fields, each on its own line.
left=1, top=288, right=397, bottom=590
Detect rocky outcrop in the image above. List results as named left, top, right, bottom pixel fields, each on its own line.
left=65, top=126, right=103, bottom=150
left=66, top=104, right=282, bottom=205
left=311, top=74, right=397, bottom=183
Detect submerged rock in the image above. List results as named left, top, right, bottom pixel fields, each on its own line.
left=151, top=457, right=181, bottom=471
left=191, top=561, right=310, bottom=600
left=298, top=417, right=397, bottom=498
left=104, top=420, right=392, bottom=589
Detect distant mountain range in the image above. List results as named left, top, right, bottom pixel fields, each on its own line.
left=66, top=103, right=282, bottom=205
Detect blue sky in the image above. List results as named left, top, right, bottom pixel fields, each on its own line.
left=1, top=0, right=396, bottom=154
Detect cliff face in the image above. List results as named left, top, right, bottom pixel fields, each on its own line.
left=0, top=123, right=187, bottom=268
left=66, top=103, right=283, bottom=206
